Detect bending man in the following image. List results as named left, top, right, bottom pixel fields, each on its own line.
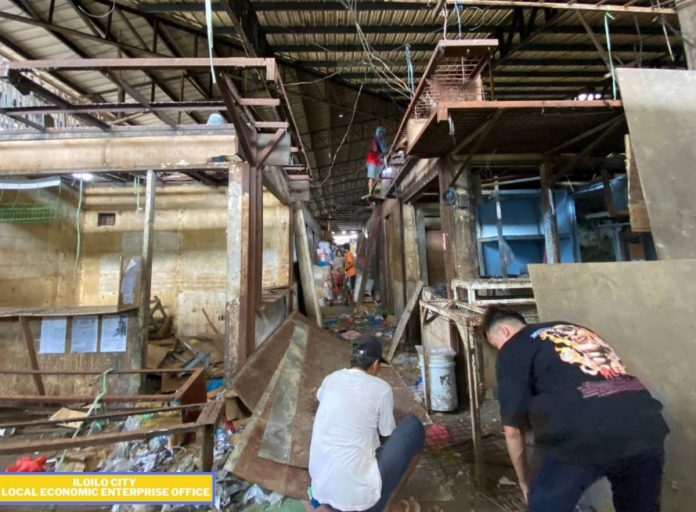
left=482, top=305, right=669, bottom=512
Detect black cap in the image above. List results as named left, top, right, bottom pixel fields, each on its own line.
left=352, top=335, right=387, bottom=364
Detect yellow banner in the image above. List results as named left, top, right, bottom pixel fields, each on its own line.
left=0, top=473, right=214, bottom=504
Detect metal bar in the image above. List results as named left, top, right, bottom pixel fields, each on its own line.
left=0, top=401, right=222, bottom=455
left=139, top=170, right=156, bottom=392
left=553, top=115, right=626, bottom=181
left=494, top=181, right=508, bottom=278
left=2, top=58, right=270, bottom=73
left=382, top=0, right=675, bottom=14
left=541, top=161, right=560, bottom=264
left=218, top=73, right=256, bottom=164
left=0, top=403, right=208, bottom=429
left=256, top=128, right=286, bottom=167
left=575, top=9, right=624, bottom=70
left=448, top=109, right=504, bottom=188
left=0, top=11, right=165, bottom=58
left=0, top=101, right=227, bottom=116
left=19, top=317, right=45, bottom=395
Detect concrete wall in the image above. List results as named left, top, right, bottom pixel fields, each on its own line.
left=78, top=184, right=290, bottom=338
left=0, top=187, right=78, bottom=307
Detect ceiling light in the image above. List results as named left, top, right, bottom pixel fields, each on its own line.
left=72, top=172, right=94, bottom=181
left=338, top=113, right=344, bottom=118
left=342, top=230, right=347, bottom=234
left=577, top=93, right=588, bottom=101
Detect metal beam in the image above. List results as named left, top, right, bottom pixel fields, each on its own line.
left=263, top=23, right=668, bottom=36
left=273, top=42, right=669, bottom=54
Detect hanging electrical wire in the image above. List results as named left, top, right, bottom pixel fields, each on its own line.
left=315, top=81, right=365, bottom=188
left=405, top=44, right=415, bottom=95
left=339, top=0, right=411, bottom=99
left=604, top=12, right=618, bottom=100
left=78, top=0, right=116, bottom=19
left=205, top=0, right=217, bottom=84
left=285, top=71, right=342, bottom=87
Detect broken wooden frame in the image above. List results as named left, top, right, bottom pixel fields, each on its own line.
left=0, top=368, right=206, bottom=406
left=419, top=299, right=484, bottom=486
left=0, top=399, right=223, bottom=471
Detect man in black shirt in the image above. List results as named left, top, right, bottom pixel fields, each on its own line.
left=482, top=305, right=669, bottom=512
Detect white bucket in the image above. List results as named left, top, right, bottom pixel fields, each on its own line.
left=417, top=346, right=457, bottom=412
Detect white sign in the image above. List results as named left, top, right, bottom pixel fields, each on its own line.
left=39, top=317, right=67, bottom=354
left=71, top=316, right=99, bottom=353
left=101, top=315, right=128, bottom=353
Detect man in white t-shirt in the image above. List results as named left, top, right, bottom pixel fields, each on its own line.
left=308, top=335, right=425, bottom=512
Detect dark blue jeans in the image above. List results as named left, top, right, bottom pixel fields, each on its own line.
left=528, top=451, right=664, bottom=512
left=364, top=414, right=425, bottom=512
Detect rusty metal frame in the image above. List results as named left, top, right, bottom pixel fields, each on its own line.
left=0, top=400, right=224, bottom=470
left=0, top=368, right=206, bottom=406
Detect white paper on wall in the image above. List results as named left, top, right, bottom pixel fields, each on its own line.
left=71, top=316, right=99, bottom=353
left=100, top=315, right=128, bottom=353
left=39, top=317, right=67, bottom=354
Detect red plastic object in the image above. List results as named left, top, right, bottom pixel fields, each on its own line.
left=6, top=455, right=47, bottom=472
left=425, top=423, right=451, bottom=444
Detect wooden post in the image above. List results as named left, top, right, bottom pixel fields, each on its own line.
left=19, top=317, right=45, bottom=395
left=678, top=1, right=696, bottom=69
left=138, top=169, right=156, bottom=380
left=295, top=208, right=323, bottom=326
left=439, top=159, right=480, bottom=410
left=541, top=160, right=560, bottom=264
left=287, top=204, right=295, bottom=312
left=415, top=208, right=429, bottom=284
left=493, top=181, right=508, bottom=278
left=225, top=162, right=252, bottom=384
left=402, top=203, right=422, bottom=344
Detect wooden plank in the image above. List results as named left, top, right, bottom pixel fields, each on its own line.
left=0, top=305, right=137, bottom=318
left=0, top=134, right=237, bottom=174
left=626, top=135, right=651, bottom=232
left=19, top=317, right=45, bottom=395
left=138, top=170, right=156, bottom=391
left=356, top=207, right=383, bottom=306
left=541, top=160, right=561, bottom=263
left=294, top=209, right=322, bottom=326
left=386, top=281, right=424, bottom=361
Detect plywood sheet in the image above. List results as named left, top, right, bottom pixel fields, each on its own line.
left=617, top=69, right=696, bottom=258
left=529, top=260, right=696, bottom=511
left=0, top=311, right=140, bottom=396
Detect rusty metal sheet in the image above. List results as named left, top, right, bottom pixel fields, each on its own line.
left=617, top=68, right=696, bottom=259
left=529, top=260, right=696, bottom=511
left=230, top=314, right=296, bottom=410
left=258, top=322, right=309, bottom=463
left=288, top=318, right=429, bottom=469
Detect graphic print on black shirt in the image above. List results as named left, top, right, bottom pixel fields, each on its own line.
left=532, top=324, right=626, bottom=379
left=496, top=322, right=669, bottom=465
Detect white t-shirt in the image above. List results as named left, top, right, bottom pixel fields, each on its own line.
left=309, top=368, right=397, bottom=511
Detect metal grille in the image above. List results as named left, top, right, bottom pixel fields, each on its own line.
left=414, top=55, right=486, bottom=119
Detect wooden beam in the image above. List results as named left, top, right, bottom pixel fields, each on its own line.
left=678, top=0, right=696, bottom=69
left=295, top=208, right=323, bottom=326
left=19, top=317, right=45, bottom=395
left=138, top=170, right=156, bottom=390
left=386, top=281, right=424, bottom=361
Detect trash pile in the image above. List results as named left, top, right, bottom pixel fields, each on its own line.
left=323, top=306, right=396, bottom=343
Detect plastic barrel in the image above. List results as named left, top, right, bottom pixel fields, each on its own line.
left=416, top=347, right=458, bottom=412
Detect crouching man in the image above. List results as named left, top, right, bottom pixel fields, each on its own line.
left=482, top=305, right=669, bottom=512
left=309, top=335, right=425, bottom=511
